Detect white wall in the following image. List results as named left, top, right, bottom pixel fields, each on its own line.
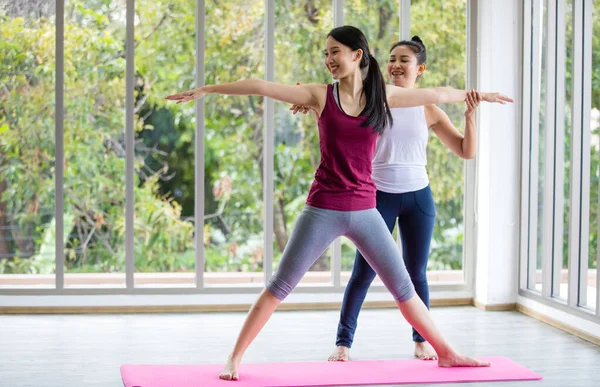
left=474, top=0, right=522, bottom=306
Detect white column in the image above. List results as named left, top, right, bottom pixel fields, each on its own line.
left=399, top=0, right=411, bottom=41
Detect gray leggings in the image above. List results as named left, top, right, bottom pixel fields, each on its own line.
left=267, top=206, right=416, bottom=302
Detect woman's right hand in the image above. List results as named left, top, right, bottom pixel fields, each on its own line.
left=290, top=82, right=319, bottom=118
left=290, top=104, right=312, bottom=115
left=165, top=87, right=207, bottom=104
left=464, top=90, right=481, bottom=117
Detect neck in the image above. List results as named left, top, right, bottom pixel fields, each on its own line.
left=338, top=69, right=364, bottom=99
left=393, top=80, right=416, bottom=89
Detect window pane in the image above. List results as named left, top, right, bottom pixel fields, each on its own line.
left=556, top=0, right=573, bottom=300
left=583, top=0, right=599, bottom=311
left=412, top=0, right=467, bottom=283
left=133, top=0, right=196, bottom=287
left=273, top=1, right=333, bottom=285
left=62, top=0, right=126, bottom=288
left=529, top=0, right=548, bottom=292
left=203, top=1, right=265, bottom=287
left=0, top=2, right=56, bottom=289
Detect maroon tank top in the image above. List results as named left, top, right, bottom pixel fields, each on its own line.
left=305, top=84, right=378, bottom=211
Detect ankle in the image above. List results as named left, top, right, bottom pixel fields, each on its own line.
left=433, top=346, right=456, bottom=359
left=227, top=354, right=242, bottom=364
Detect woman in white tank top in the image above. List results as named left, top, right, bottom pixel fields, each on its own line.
left=332, top=36, right=481, bottom=362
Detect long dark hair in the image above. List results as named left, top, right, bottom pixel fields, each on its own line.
left=327, top=26, right=392, bottom=134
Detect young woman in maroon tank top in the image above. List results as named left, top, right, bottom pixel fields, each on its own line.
left=292, top=37, right=483, bottom=363
left=167, top=25, right=512, bottom=381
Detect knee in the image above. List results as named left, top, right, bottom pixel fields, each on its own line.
left=392, top=280, right=416, bottom=303
left=405, top=257, right=429, bottom=284
left=266, top=276, right=292, bottom=300
left=407, top=267, right=428, bottom=286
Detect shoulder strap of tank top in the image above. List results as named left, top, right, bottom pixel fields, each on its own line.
left=333, top=82, right=369, bottom=118
left=332, top=82, right=345, bottom=113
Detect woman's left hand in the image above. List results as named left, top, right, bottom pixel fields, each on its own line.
left=479, top=91, right=513, bottom=104
left=166, top=87, right=206, bottom=104
left=465, top=89, right=481, bottom=117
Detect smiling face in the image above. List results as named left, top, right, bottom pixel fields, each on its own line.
left=324, top=36, right=362, bottom=80
left=386, top=44, right=425, bottom=88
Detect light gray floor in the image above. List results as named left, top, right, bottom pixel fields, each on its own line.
left=1, top=306, right=599, bottom=387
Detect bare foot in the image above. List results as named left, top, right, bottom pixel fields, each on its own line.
left=219, top=357, right=240, bottom=381
left=328, top=346, right=350, bottom=361
left=438, top=352, right=490, bottom=368
left=414, top=342, right=437, bottom=360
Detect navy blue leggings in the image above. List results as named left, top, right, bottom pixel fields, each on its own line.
left=336, top=186, right=436, bottom=346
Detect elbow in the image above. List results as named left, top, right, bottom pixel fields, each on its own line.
left=241, top=78, right=266, bottom=95
left=434, top=87, right=446, bottom=104
left=247, top=78, right=265, bottom=95
left=460, top=139, right=476, bottom=159
left=462, top=151, right=476, bottom=160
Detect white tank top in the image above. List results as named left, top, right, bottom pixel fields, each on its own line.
left=372, top=107, right=429, bottom=193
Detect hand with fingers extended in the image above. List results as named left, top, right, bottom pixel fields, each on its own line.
left=289, top=103, right=312, bottom=115
left=464, top=89, right=481, bottom=117
left=165, top=87, right=207, bottom=104
left=480, top=91, right=513, bottom=104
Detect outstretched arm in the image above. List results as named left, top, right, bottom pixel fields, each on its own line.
left=427, top=90, right=481, bottom=159
left=386, top=84, right=513, bottom=108
left=166, top=79, right=325, bottom=111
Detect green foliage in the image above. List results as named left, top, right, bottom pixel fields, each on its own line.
left=0, top=3, right=196, bottom=273
left=1, top=12, right=57, bottom=265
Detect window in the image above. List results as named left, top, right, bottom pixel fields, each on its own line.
left=0, top=0, right=476, bottom=297
left=0, top=1, right=56, bottom=288
left=412, top=0, right=468, bottom=281
left=63, top=0, right=126, bottom=288
left=521, top=0, right=599, bottom=319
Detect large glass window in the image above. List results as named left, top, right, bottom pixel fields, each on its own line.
left=411, top=0, right=468, bottom=281
left=62, top=0, right=126, bottom=288
left=202, top=1, right=265, bottom=287
left=522, top=0, right=599, bottom=318
left=0, top=1, right=476, bottom=294
left=132, top=0, right=197, bottom=288
left=0, top=2, right=56, bottom=288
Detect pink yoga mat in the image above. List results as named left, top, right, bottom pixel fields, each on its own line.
left=121, top=356, right=542, bottom=387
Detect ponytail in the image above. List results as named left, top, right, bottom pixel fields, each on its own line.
left=361, top=53, right=392, bottom=134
